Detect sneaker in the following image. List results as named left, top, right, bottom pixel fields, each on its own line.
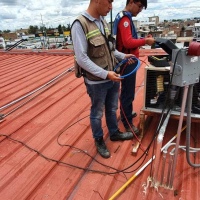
left=110, top=130, right=133, bottom=141
left=132, top=111, right=137, bottom=118
left=125, top=125, right=140, bottom=136
left=95, top=137, right=110, bottom=158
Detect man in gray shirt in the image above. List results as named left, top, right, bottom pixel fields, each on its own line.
left=71, top=0, right=135, bottom=158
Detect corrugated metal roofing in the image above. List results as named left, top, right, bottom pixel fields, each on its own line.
left=0, top=48, right=200, bottom=200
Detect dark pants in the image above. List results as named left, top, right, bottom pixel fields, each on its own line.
left=120, top=62, right=137, bottom=128
left=85, top=81, right=120, bottom=139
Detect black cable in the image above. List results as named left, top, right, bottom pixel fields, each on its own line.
left=0, top=133, right=124, bottom=175
left=149, top=49, right=182, bottom=177
left=56, top=112, right=152, bottom=174
left=56, top=114, right=122, bottom=173
left=0, top=67, right=131, bottom=173
left=0, top=107, right=157, bottom=176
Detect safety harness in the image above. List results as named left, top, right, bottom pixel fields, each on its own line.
left=113, top=11, right=138, bottom=39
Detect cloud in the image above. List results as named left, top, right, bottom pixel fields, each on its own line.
left=0, top=0, right=200, bottom=31
left=0, top=0, right=19, bottom=6
left=61, top=0, right=88, bottom=7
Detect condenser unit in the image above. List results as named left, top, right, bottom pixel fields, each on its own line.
left=142, top=65, right=200, bottom=118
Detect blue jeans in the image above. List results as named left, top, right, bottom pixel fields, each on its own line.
left=120, top=62, right=137, bottom=127
left=85, top=81, right=120, bottom=139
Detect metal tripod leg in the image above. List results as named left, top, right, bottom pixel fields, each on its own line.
left=168, top=85, right=189, bottom=188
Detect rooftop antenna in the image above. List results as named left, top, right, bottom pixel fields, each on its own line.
left=40, top=14, right=46, bottom=49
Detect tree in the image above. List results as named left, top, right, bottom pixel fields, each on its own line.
left=66, top=23, right=71, bottom=31
left=58, top=24, right=62, bottom=34
left=3, top=30, right=11, bottom=33
left=28, top=25, right=39, bottom=34
left=61, top=25, right=65, bottom=31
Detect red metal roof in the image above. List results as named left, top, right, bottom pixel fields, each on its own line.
left=0, top=48, right=200, bottom=200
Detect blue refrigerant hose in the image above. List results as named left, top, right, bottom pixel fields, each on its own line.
left=114, top=56, right=141, bottom=78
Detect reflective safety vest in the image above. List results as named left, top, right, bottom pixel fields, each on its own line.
left=72, top=15, right=117, bottom=81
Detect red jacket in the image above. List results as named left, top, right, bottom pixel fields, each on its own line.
left=116, top=16, right=146, bottom=58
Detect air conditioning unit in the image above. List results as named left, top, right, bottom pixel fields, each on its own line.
left=142, top=65, right=200, bottom=118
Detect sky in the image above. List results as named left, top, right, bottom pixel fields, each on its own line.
left=0, top=0, right=200, bottom=31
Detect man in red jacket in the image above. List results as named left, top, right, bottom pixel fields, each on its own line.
left=113, top=0, right=155, bottom=134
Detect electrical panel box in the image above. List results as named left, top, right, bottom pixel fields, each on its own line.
left=171, top=49, right=200, bottom=87
left=142, top=65, right=200, bottom=118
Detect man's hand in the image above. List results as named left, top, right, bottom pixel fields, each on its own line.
left=124, top=54, right=136, bottom=65
left=107, top=71, right=123, bottom=82
left=124, top=54, right=135, bottom=59
left=145, top=38, right=155, bottom=46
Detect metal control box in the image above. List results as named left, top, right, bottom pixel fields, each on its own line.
left=171, top=49, right=200, bottom=87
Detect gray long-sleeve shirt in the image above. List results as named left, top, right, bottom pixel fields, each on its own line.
left=71, top=11, right=126, bottom=84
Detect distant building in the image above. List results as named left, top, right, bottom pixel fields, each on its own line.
left=0, top=37, right=6, bottom=49
left=135, top=16, right=163, bottom=38
left=16, top=28, right=29, bottom=34
left=148, top=16, right=159, bottom=26
left=1, top=32, right=17, bottom=40
left=63, top=31, right=70, bottom=36
left=193, top=23, right=200, bottom=41
left=180, top=26, right=193, bottom=37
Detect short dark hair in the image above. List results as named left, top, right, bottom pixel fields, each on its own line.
left=126, top=0, right=147, bottom=9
